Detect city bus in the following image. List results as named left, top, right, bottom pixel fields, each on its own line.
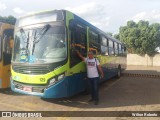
left=10, top=10, right=126, bottom=98
left=0, top=22, right=14, bottom=88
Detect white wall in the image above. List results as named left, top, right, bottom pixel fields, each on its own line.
left=127, top=54, right=160, bottom=66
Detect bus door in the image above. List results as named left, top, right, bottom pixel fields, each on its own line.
left=68, top=20, right=87, bottom=95
left=0, top=29, right=14, bottom=88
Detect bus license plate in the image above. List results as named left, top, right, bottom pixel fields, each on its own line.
left=23, top=86, right=32, bottom=92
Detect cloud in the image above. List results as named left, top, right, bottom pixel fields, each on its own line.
left=26, top=11, right=37, bottom=15
left=131, top=10, right=160, bottom=23
left=0, top=2, right=6, bottom=11
left=65, top=2, right=111, bottom=32
left=13, top=7, right=25, bottom=14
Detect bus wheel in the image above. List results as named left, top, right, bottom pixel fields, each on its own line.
left=116, top=66, right=121, bottom=78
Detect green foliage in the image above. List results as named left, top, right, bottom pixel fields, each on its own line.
left=119, top=20, right=160, bottom=56
left=0, top=15, right=16, bottom=25
left=114, top=34, right=120, bottom=40
left=107, top=32, right=113, bottom=36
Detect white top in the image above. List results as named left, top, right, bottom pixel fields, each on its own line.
left=84, top=58, right=100, bottom=78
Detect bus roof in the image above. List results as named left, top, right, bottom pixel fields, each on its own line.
left=17, top=9, right=58, bottom=19
left=69, top=10, right=122, bottom=44
left=17, top=9, right=122, bottom=44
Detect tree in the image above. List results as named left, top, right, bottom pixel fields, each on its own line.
left=114, top=34, right=120, bottom=40
left=118, top=20, right=160, bottom=56
left=107, top=32, right=113, bottom=36
left=0, top=15, right=16, bottom=25
left=127, top=21, right=137, bottom=28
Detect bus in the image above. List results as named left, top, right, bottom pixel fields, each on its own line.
left=0, top=22, right=14, bottom=88
left=10, top=10, right=126, bottom=98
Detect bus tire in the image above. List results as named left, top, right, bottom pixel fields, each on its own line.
left=116, top=65, right=121, bottom=78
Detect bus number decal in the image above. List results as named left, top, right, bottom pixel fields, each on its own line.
left=40, top=78, right=45, bottom=82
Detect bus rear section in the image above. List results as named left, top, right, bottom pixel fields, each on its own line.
left=0, top=22, right=14, bottom=88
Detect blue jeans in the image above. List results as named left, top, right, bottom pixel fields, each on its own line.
left=88, top=77, right=99, bottom=101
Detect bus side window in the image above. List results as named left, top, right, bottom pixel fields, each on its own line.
left=114, top=42, right=118, bottom=56
left=75, top=30, right=87, bottom=56
left=3, top=29, right=14, bottom=65
left=119, top=44, right=122, bottom=55
left=101, top=36, right=108, bottom=56
left=89, top=29, right=100, bottom=55
left=70, top=23, right=87, bottom=67
left=108, top=39, right=114, bottom=55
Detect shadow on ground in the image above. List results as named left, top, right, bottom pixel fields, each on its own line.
left=41, top=70, right=160, bottom=109
left=1, top=69, right=160, bottom=109
left=0, top=88, right=25, bottom=96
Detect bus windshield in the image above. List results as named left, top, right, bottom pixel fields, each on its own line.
left=12, top=26, right=67, bottom=64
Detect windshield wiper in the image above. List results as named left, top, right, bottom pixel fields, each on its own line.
left=32, top=24, right=51, bottom=55
left=20, top=28, right=29, bottom=49
left=33, top=24, right=51, bottom=44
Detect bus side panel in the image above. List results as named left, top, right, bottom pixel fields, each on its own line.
left=0, top=62, right=11, bottom=88
left=0, top=79, right=1, bottom=88
left=101, top=67, right=114, bottom=82
left=2, top=64, right=11, bottom=88
left=67, top=72, right=86, bottom=97
left=0, top=63, right=2, bottom=88
left=43, top=78, right=68, bottom=98
left=99, top=56, right=116, bottom=81
left=43, top=72, right=86, bottom=98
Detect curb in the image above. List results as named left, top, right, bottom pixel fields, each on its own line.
left=122, top=73, right=160, bottom=78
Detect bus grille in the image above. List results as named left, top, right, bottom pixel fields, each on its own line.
left=13, top=81, right=47, bottom=93
left=12, top=65, right=51, bottom=75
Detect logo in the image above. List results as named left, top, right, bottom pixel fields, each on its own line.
left=2, top=112, right=12, bottom=117
left=40, top=78, right=45, bottom=82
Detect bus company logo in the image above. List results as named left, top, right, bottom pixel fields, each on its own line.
left=40, top=78, right=45, bottom=82
left=2, top=112, right=12, bottom=117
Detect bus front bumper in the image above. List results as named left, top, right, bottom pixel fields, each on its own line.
left=10, top=78, right=67, bottom=98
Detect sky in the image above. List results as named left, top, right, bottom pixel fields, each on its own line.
left=0, top=0, right=160, bottom=34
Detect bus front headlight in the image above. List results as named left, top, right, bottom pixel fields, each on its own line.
left=48, top=73, right=65, bottom=87
left=58, top=74, right=65, bottom=80
left=49, top=78, right=56, bottom=86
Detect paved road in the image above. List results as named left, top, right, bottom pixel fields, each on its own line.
left=1, top=67, right=160, bottom=119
